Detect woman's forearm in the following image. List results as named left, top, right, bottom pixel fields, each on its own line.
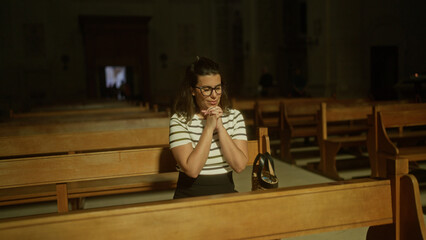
left=217, top=126, right=248, bottom=173
left=181, top=127, right=214, bottom=178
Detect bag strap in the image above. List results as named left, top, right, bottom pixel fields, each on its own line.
left=263, top=152, right=276, bottom=177
left=253, top=153, right=264, bottom=171
left=257, top=154, right=266, bottom=177
left=256, top=152, right=276, bottom=178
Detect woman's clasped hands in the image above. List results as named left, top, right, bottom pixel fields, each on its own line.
left=201, top=106, right=223, bottom=130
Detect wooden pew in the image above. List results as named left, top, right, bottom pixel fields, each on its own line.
left=0, top=147, right=177, bottom=209
left=0, top=127, right=170, bottom=159
left=231, top=97, right=257, bottom=127
left=4, top=109, right=169, bottom=126
left=280, top=101, right=320, bottom=164
left=253, top=97, right=334, bottom=159
left=367, top=103, right=426, bottom=178
left=231, top=97, right=303, bottom=130
left=0, top=128, right=270, bottom=213
left=0, top=117, right=170, bottom=136
left=280, top=98, right=374, bottom=164
left=316, top=102, right=372, bottom=180
left=0, top=158, right=424, bottom=239
left=21, top=99, right=140, bottom=111
left=231, top=97, right=288, bottom=139
left=9, top=101, right=152, bottom=119
left=375, top=109, right=426, bottom=178
left=0, top=126, right=170, bottom=211
left=279, top=98, right=338, bottom=163
left=255, top=97, right=333, bottom=131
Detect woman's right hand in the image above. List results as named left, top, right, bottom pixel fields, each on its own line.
left=204, top=111, right=217, bottom=131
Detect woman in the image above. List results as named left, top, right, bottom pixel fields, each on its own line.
left=169, top=56, right=248, bottom=199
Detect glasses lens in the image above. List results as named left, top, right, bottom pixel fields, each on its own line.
left=197, top=85, right=222, bottom=96
left=201, top=87, right=212, bottom=96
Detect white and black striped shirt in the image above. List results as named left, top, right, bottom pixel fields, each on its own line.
left=169, top=109, right=247, bottom=175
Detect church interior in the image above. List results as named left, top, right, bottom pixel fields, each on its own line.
left=1, top=0, right=426, bottom=239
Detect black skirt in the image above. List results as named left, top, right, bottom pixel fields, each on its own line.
left=173, top=171, right=237, bottom=199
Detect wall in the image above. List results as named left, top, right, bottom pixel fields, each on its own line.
left=307, top=0, right=367, bottom=98
left=306, top=0, right=426, bottom=99
left=0, top=0, right=425, bottom=117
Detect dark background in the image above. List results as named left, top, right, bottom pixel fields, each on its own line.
left=1, top=0, right=425, bottom=117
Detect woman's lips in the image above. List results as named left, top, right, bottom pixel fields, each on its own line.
left=209, top=101, right=217, bottom=105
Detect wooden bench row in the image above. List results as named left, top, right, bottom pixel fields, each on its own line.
left=250, top=98, right=415, bottom=164
left=317, top=102, right=426, bottom=180
left=0, top=127, right=170, bottom=159
left=245, top=97, right=426, bottom=181
left=231, top=97, right=334, bottom=128
left=3, top=109, right=170, bottom=126
left=0, top=125, right=170, bottom=211
left=0, top=128, right=271, bottom=213
left=9, top=101, right=156, bottom=119
left=240, top=97, right=370, bottom=161
left=0, top=157, right=424, bottom=239
left=0, top=116, right=170, bottom=136
left=1, top=100, right=425, bottom=238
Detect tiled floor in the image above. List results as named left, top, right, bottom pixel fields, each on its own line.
left=1, top=140, right=425, bottom=240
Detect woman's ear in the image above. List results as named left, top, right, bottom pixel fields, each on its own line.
left=191, top=88, right=196, bottom=96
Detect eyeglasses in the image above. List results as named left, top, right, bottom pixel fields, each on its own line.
left=195, top=85, right=222, bottom=96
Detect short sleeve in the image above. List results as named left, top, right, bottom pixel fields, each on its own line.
left=231, top=109, right=248, bottom=141
left=169, top=114, right=192, bottom=149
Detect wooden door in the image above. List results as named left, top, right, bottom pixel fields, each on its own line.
left=80, top=16, right=151, bottom=101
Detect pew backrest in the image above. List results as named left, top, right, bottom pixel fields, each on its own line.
left=0, top=127, right=170, bottom=158
left=280, top=100, right=325, bottom=131
left=5, top=110, right=169, bottom=125
left=0, top=117, right=170, bottom=136
left=378, top=110, right=426, bottom=128
left=10, top=104, right=150, bottom=119
left=0, top=139, right=263, bottom=189
left=318, top=102, right=372, bottom=140
left=232, top=97, right=333, bottom=129
left=254, top=97, right=334, bottom=128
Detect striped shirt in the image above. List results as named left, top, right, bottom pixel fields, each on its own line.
left=169, top=109, right=247, bottom=175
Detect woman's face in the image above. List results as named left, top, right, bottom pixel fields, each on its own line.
left=192, top=74, right=222, bottom=111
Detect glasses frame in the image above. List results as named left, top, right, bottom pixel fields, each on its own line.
left=194, top=84, right=223, bottom=97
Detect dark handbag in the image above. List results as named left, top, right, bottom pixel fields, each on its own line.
left=251, top=152, right=279, bottom=190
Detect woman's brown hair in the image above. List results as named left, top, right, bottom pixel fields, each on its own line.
left=173, top=56, right=231, bottom=122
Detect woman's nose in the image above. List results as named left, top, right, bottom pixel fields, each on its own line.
left=210, top=91, right=218, bottom=98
